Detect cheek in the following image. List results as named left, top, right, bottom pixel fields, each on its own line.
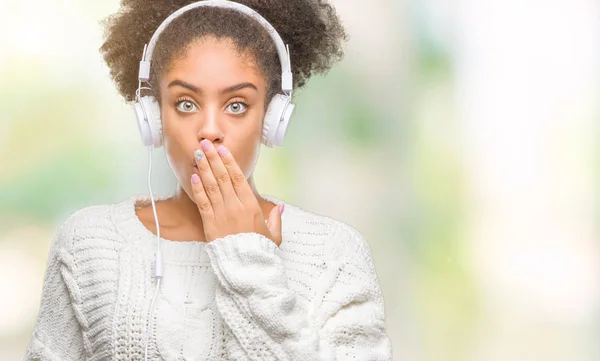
left=161, top=117, right=195, bottom=182
left=229, top=118, right=263, bottom=177
left=161, top=110, right=198, bottom=149
left=235, top=142, right=260, bottom=170
left=164, top=142, right=189, bottom=186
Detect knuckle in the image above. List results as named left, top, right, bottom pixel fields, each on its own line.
left=231, top=173, right=246, bottom=186
left=192, top=186, right=204, bottom=197
left=252, top=210, right=263, bottom=222
left=206, top=184, right=221, bottom=196
left=215, top=173, right=231, bottom=185
left=198, top=201, right=212, bottom=213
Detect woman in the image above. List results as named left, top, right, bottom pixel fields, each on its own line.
left=24, top=0, right=392, bottom=360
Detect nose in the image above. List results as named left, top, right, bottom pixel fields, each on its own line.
left=196, top=108, right=224, bottom=145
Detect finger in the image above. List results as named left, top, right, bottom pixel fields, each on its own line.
left=202, top=141, right=239, bottom=207
left=191, top=173, right=214, bottom=220
left=267, top=203, right=284, bottom=246
left=194, top=141, right=224, bottom=212
left=216, top=144, right=256, bottom=206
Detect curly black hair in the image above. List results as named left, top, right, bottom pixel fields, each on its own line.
left=99, top=0, right=348, bottom=104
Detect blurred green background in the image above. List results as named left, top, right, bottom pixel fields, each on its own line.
left=1, top=0, right=599, bottom=360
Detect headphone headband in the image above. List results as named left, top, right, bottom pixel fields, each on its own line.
left=137, top=0, right=293, bottom=94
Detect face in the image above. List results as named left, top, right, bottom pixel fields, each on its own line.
left=158, top=37, right=267, bottom=201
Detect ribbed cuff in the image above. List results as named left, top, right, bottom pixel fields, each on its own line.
left=206, top=232, right=278, bottom=257
left=205, top=232, right=280, bottom=295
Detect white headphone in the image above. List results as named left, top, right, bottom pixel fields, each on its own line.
left=132, top=0, right=295, bottom=149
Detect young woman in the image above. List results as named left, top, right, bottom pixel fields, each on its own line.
left=24, top=1, right=392, bottom=360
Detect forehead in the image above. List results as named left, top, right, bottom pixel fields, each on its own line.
left=162, top=37, right=265, bottom=90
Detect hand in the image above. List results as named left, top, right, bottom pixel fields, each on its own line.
left=191, top=139, right=284, bottom=246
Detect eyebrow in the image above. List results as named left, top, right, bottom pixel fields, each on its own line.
left=167, top=80, right=258, bottom=95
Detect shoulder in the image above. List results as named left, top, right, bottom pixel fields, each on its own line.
left=282, top=203, right=383, bottom=303
left=53, top=204, right=110, bottom=247
left=282, top=201, right=373, bottom=261
left=52, top=197, right=134, bottom=254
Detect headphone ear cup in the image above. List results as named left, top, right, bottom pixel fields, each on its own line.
left=133, top=100, right=153, bottom=147
left=133, top=96, right=163, bottom=148
left=262, top=94, right=295, bottom=148
left=146, top=97, right=163, bottom=147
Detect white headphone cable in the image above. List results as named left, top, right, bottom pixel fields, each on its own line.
left=144, top=146, right=163, bottom=361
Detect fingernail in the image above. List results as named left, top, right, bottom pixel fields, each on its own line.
left=279, top=204, right=285, bottom=215
left=194, top=149, right=205, bottom=161
left=217, top=145, right=229, bottom=157
left=191, top=174, right=200, bottom=184
left=201, top=139, right=212, bottom=151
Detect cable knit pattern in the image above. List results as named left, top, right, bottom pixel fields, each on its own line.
left=24, top=194, right=392, bottom=361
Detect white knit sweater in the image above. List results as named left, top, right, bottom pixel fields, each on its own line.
left=24, top=194, right=392, bottom=361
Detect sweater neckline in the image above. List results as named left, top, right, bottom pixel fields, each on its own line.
left=119, top=193, right=290, bottom=257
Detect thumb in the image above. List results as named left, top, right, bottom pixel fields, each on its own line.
left=267, top=203, right=284, bottom=244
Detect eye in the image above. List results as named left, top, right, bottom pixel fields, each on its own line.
left=176, top=100, right=198, bottom=113
left=225, top=101, right=247, bottom=115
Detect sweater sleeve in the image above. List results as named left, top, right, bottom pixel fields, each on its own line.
left=205, top=225, right=392, bottom=361
left=24, top=214, right=86, bottom=361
